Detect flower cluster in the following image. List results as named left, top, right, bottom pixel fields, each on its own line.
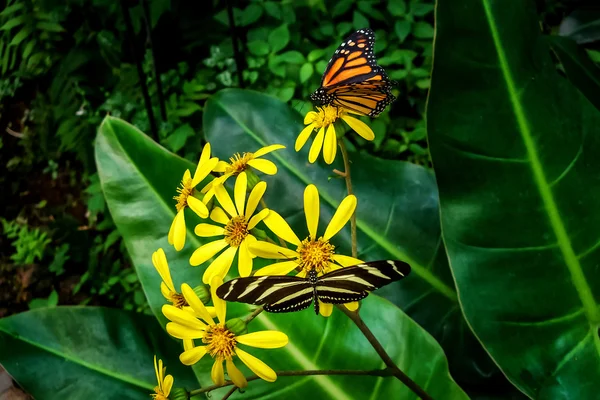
left=148, top=105, right=376, bottom=396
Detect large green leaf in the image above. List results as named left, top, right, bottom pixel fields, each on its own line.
left=0, top=307, right=197, bottom=399
left=427, top=0, right=600, bottom=398
left=96, top=116, right=468, bottom=399
left=202, top=88, right=506, bottom=391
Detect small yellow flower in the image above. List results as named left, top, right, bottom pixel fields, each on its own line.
left=169, top=143, right=219, bottom=251
left=201, top=144, right=285, bottom=201
left=190, top=172, right=269, bottom=283
left=296, top=105, right=375, bottom=164
left=152, top=248, right=187, bottom=308
left=152, top=356, right=173, bottom=400
left=163, top=279, right=288, bottom=388
left=248, top=184, right=363, bottom=317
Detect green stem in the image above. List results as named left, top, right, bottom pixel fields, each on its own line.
left=188, top=368, right=395, bottom=396
left=243, top=306, right=264, bottom=324
left=338, top=138, right=357, bottom=258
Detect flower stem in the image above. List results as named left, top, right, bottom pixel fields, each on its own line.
left=243, top=306, right=264, bottom=324
left=338, top=306, right=433, bottom=400
left=222, top=386, right=237, bottom=400
left=338, top=138, right=357, bottom=258
left=188, top=368, right=395, bottom=396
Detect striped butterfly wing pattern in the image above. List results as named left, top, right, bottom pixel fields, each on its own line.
left=216, top=260, right=411, bottom=314
left=310, top=28, right=396, bottom=117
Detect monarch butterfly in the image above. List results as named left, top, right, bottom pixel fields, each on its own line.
left=216, top=260, right=411, bottom=315
left=310, top=28, right=396, bottom=117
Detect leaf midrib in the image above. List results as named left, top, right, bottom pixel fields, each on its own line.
left=482, top=0, right=600, bottom=336
left=212, top=95, right=457, bottom=302
left=0, top=324, right=153, bottom=391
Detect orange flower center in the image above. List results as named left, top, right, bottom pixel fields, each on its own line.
left=168, top=291, right=187, bottom=308
left=296, top=237, right=335, bottom=274
left=151, top=388, right=168, bottom=400
left=311, top=105, right=344, bottom=129
left=224, top=215, right=249, bottom=247
left=203, top=324, right=237, bottom=360
left=227, top=152, right=254, bottom=175
left=174, top=176, right=194, bottom=212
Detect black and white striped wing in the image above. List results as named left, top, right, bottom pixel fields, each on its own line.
left=316, top=260, right=411, bottom=304
left=216, top=275, right=313, bottom=313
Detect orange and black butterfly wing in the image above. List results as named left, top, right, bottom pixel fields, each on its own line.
left=327, top=82, right=396, bottom=116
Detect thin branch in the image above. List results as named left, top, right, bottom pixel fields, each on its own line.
left=140, top=0, right=167, bottom=121
left=338, top=138, right=357, bottom=258
left=338, top=306, right=433, bottom=400
left=189, top=368, right=394, bottom=396
left=332, top=168, right=347, bottom=178
left=222, top=386, right=237, bottom=400
left=225, top=0, right=245, bottom=88
left=5, top=127, right=24, bottom=138
left=243, top=306, right=264, bottom=324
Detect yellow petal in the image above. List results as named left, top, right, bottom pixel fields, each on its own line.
left=199, top=142, right=211, bottom=164
left=248, top=208, right=269, bottom=230
left=211, top=359, right=225, bottom=386
left=181, top=283, right=215, bottom=325
left=167, top=215, right=177, bottom=246
left=245, top=181, right=267, bottom=219
left=189, top=239, right=228, bottom=266
left=253, top=144, right=285, bottom=158
left=209, top=276, right=227, bottom=324
left=323, top=124, right=337, bottom=164
left=238, top=239, right=253, bottom=277
left=297, top=269, right=307, bottom=278
left=188, top=196, right=209, bottom=218
left=205, top=306, right=218, bottom=319
left=332, top=254, right=364, bottom=267
left=342, top=115, right=375, bottom=140
left=214, top=160, right=229, bottom=173
left=247, top=159, right=277, bottom=175
left=319, top=302, right=333, bottom=317
left=254, top=260, right=299, bottom=276
left=263, top=211, right=301, bottom=246
left=171, top=210, right=186, bottom=251
left=162, top=305, right=206, bottom=330
left=295, top=123, right=315, bottom=151
left=183, top=339, right=195, bottom=351
left=210, top=207, right=230, bottom=225
left=166, top=322, right=204, bottom=339
left=304, top=185, right=319, bottom=240
left=235, top=348, right=277, bottom=382
left=154, top=355, right=160, bottom=385
left=215, top=184, right=238, bottom=217
left=308, top=126, right=326, bottom=163
left=234, top=172, right=247, bottom=216
left=226, top=359, right=247, bottom=388
left=304, top=111, right=318, bottom=125
left=152, top=248, right=175, bottom=292
left=162, top=374, right=173, bottom=396
left=194, top=223, right=225, bottom=237
left=323, top=194, right=357, bottom=240
left=202, top=247, right=237, bottom=284
left=180, top=346, right=207, bottom=366
left=345, top=301, right=359, bottom=311
left=236, top=331, right=289, bottom=349
left=160, top=282, right=172, bottom=301
left=192, top=157, right=219, bottom=187
left=249, top=241, right=298, bottom=259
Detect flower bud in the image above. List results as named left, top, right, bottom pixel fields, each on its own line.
left=250, top=227, right=269, bottom=241
left=169, top=387, right=189, bottom=400
left=192, top=284, right=211, bottom=304
left=226, top=318, right=248, bottom=336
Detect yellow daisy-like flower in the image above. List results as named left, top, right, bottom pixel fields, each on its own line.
left=201, top=144, right=285, bottom=201
left=163, top=279, right=288, bottom=388
left=152, top=356, right=173, bottom=400
left=248, top=184, right=363, bottom=317
left=169, top=143, right=219, bottom=251
left=296, top=105, right=375, bottom=164
left=190, top=172, right=269, bottom=283
left=152, top=248, right=187, bottom=308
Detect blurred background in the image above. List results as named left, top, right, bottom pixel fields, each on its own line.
left=0, top=0, right=591, bottom=320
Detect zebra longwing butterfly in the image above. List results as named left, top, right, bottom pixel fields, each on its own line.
left=216, top=260, right=411, bottom=315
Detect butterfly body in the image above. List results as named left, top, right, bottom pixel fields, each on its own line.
left=216, top=260, right=411, bottom=315
left=310, top=28, right=396, bottom=117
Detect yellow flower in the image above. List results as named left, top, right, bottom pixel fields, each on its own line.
left=169, top=143, right=219, bottom=251
left=201, top=144, right=285, bottom=201
left=152, top=248, right=187, bottom=308
left=152, top=356, right=173, bottom=400
left=296, top=105, right=375, bottom=164
left=248, top=184, right=363, bottom=317
left=190, top=172, right=270, bottom=283
left=162, top=279, right=288, bottom=388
